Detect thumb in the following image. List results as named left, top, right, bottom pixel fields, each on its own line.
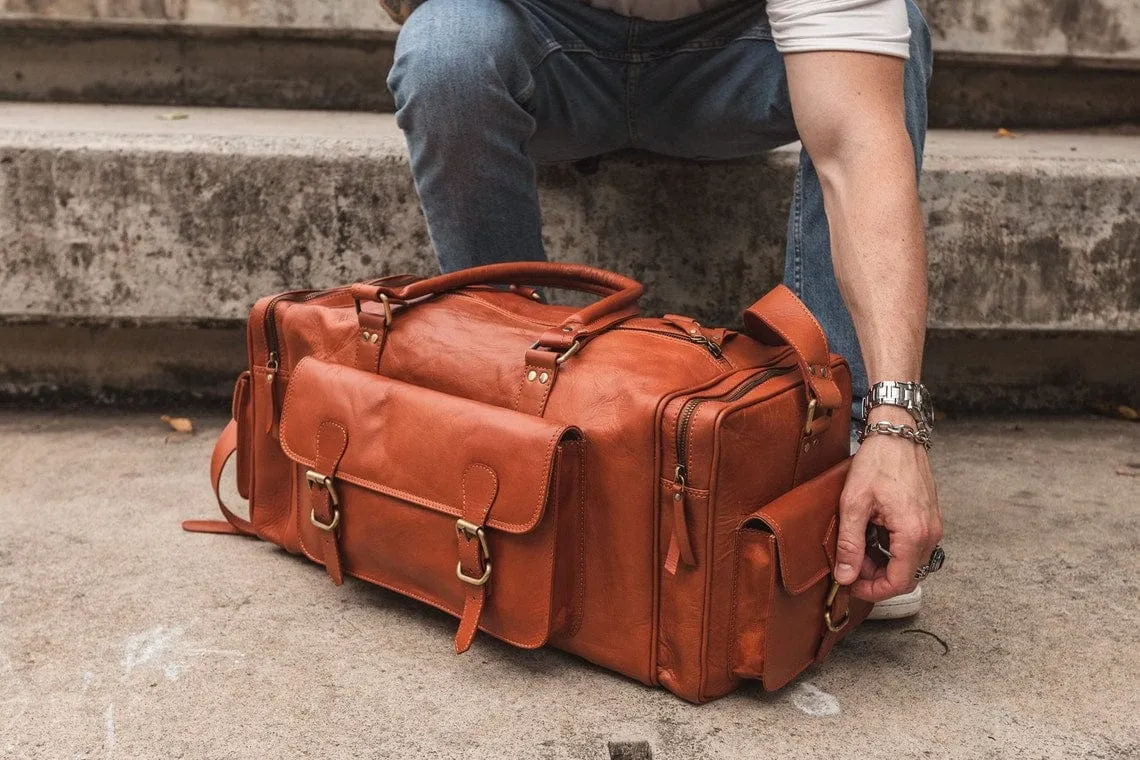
left=835, top=492, right=870, bottom=585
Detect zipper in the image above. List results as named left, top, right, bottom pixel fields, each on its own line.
left=665, top=364, right=795, bottom=574
left=616, top=325, right=727, bottom=360
left=674, top=365, right=794, bottom=482
left=262, top=287, right=352, bottom=378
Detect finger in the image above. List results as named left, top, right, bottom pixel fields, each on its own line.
left=835, top=488, right=871, bottom=585
left=882, top=527, right=925, bottom=596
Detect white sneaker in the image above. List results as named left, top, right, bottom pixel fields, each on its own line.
left=867, top=585, right=923, bottom=620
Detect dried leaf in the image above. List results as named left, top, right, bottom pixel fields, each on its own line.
left=158, top=112, right=190, bottom=121
left=994, top=128, right=1018, bottom=139
left=1117, top=405, right=1139, bottom=421
left=161, top=415, right=195, bottom=434
left=1116, top=468, right=1139, bottom=477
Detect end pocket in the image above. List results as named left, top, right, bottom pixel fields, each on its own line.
left=732, top=458, right=865, bottom=690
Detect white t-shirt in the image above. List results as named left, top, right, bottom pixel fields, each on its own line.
left=582, top=0, right=911, bottom=59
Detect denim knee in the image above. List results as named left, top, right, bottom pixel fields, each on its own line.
left=387, top=0, right=538, bottom=128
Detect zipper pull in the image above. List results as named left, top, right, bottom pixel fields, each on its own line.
left=665, top=465, right=696, bottom=574
left=663, top=315, right=724, bottom=359
left=262, top=352, right=279, bottom=434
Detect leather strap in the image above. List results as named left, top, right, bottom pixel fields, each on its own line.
left=454, top=464, right=499, bottom=654
left=515, top=348, right=559, bottom=417
left=355, top=310, right=389, bottom=374
left=311, top=421, right=349, bottom=585
left=351, top=262, right=644, bottom=349
left=182, top=420, right=256, bottom=536
left=742, top=285, right=844, bottom=412
left=663, top=484, right=696, bottom=575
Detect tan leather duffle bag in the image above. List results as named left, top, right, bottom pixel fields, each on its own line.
left=184, top=262, right=870, bottom=703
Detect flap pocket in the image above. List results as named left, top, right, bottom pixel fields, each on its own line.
left=278, top=358, right=583, bottom=649
left=732, top=459, right=869, bottom=690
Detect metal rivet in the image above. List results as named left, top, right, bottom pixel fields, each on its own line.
left=803, top=442, right=811, bottom=452
left=562, top=326, right=573, bottom=333
left=689, top=329, right=698, bottom=335
left=539, top=372, right=550, bottom=384
left=808, top=366, right=816, bottom=376
left=527, top=370, right=537, bottom=382
left=362, top=331, right=370, bottom=341
left=369, top=332, right=379, bottom=344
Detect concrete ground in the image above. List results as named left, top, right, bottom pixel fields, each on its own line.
left=0, top=412, right=1137, bottom=759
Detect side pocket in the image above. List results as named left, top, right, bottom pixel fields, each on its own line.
left=731, top=524, right=831, bottom=690
left=231, top=371, right=252, bottom=501
left=731, top=458, right=867, bottom=691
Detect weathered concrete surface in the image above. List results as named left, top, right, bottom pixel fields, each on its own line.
left=917, top=0, right=1140, bottom=65
left=0, top=19, right=397, bottom=112
left=3, top=3, right=1139, bottom=125
left=1, top=103, right=1137, bottom=333
left=0, top=0, right=400, bottom=30
left=0, top=412, right=1137, bottom=758
left=5, top=0, right=1139, bottom=66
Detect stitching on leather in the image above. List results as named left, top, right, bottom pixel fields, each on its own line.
left=728, top=528, right=744, bottom=676
left=571, top=440, right=587, bottom=637
left=463, top=462, right=499, bottom=520
left=279, top=359, right=569, bottom=534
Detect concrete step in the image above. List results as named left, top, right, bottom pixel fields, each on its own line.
left=0, top=102, right=1137, bottom=409
left=2, top=1, right=1138, bottom=127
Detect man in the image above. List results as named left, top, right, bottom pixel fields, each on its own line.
left=383, top=0, right=944, bottom=614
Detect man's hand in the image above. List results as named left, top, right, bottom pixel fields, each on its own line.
left=837, top=408, right=941, bottom=602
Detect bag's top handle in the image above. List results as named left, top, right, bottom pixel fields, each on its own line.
left=742, top=284, right=844, bottom=412
left=351, top=262, right=645, bottom=349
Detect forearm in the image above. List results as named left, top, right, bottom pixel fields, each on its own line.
left=813, top=129, right=927, bottom=390
left=784, top=52, right=927, bottom=397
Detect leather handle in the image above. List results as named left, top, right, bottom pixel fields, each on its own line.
left=742, top=285, right=844, bottom=411
left=350, top=262, right=644, bottom=346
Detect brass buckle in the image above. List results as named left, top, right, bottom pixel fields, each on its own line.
left=803, top=398, right=819, bottom=436
left=306, top=469, right=341, bottom=532
left=353, top=292, right=396, bottom=327
left=529, top=340, right=582, bottom=365
left=455, top=519, right=492, bottom=586
left=824, top=578, right=850, bottom=633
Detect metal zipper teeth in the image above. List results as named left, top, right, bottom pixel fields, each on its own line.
left=616, top=326, right=726, bottom=360
left=263, top=287, right=351, bottom=367
left=448, top=291, right=729, bottom=361
left=674, top=365, right=795, bottom=479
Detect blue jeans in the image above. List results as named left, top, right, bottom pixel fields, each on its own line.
left=388, top=0, right=933, bottom=412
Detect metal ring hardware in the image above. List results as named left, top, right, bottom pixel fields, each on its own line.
left=823, top=578, right=850, bottom=633
left=310, top=507, right=341, bottom=532
left=529, top=339, right=582, bottom=365
left=353, top=292, right=397, bottom=327
left=455, top=519, right=492, bottom=586
left=803, top=398, right=819, bottom=436
left=305, top=469, right=341, bottom=531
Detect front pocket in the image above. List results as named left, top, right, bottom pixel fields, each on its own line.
left=278, top=357, right=584, bottom=649
left=731, top=458, right=870, bottom=689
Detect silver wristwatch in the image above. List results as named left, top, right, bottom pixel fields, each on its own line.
left=861, top=381, right=935, bottom=430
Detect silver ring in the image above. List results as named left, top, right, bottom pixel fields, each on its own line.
left=914, top=544, right=945, bottom=581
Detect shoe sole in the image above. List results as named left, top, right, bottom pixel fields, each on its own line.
left=866, top=586, right=923, bottom=620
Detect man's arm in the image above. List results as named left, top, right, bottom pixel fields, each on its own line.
left=783, top=51, right=942, bottom=602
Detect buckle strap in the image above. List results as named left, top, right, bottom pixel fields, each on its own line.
left=310, top=421, right=349, bottom=585
left=454, top=464, right=499, bottom=654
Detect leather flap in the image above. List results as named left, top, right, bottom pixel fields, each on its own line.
left=279, top=357, right=578, bottom=534
left=743, top=458, right=851, bottom=595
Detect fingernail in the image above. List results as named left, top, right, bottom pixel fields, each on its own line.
left=836, top=563, right=854, bottom=579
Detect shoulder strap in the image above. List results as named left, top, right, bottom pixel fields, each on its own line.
left=181, top=420, right=256, bottom=536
